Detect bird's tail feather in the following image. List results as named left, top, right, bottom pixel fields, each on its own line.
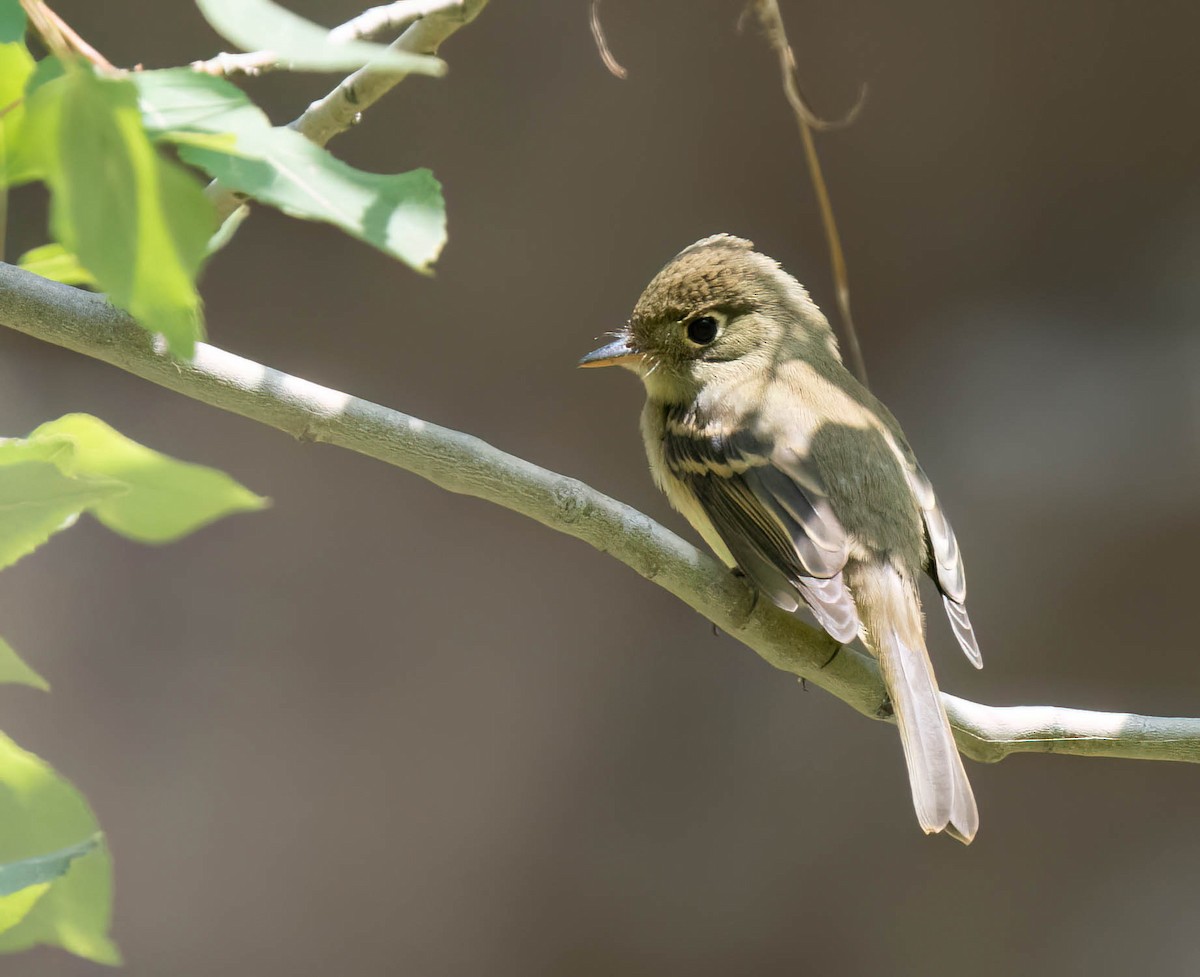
left=864, top=567, right=978, bottom=844
left=880, top=625, right=978, bottom=843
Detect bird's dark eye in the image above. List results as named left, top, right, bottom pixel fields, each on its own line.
left=686, top=315, right=720, bottom=345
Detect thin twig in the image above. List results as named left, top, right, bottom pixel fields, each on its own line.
left=329, top=0, right=466, bottom=44
left=795, top=121, right=867, bottom=386
left=191, top=50, right=279, bottom=78
left=749, top=0, right=870, bottom=387
left=746, top=0, right=866, bottom=130
left=18, top=0, right=71, bottom=60
left=589, top=0, right=628, bottom=80
left=291, top=0, right=487, bottom=147
left=191, top=0, right=466, bottom=77
left=20, top=0, right=115, bottom=70
left=2, top=262, right=1198, bottom=767
left=37, top=2, right=116, bottom=70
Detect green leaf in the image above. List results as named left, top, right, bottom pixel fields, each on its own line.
left=186, top=131, right=445, bottom=272
left=0, top=433, right=74, bottom=468
left=29, top=414, right=267, bottom=543
left=0, top=734, right=118, bottom=963
left=0, top=880, right=48, bottom=936
left=25, top=67, right=216, bottom=356
left=134, top=70, right=446, bottom=272
left=0, top=459, right=125, bottom=571
left=3, top=56, right=69, bottom=188
left=16, top=242, right=97, bottom=287
left=1, top=53, right=63, bottom=188
left=0, top=1, right=24, bottom=44
left=161, top=129, right=240, bottom=154
left=0, top=636, right=49, bottom=692
left=194, top=0, right=445, bottom=76
left=134, top=67, right=270, bottom=135
left=0, top=835, right=98, bottom=899
left=24, top=52, right=64, bottom=95
left=0, top=41, right=34, bottom=186
left=0, top=40, right=29, bottom=104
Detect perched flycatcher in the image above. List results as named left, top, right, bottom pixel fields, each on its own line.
left=580, top=234, right=982, bottom=843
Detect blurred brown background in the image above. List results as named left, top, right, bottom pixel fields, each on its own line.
left=3, top=1, right=1199, bottom=974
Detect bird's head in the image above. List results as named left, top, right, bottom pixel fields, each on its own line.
left=580, top=234, right=839, bottom=402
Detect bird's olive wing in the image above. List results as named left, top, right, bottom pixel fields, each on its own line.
left=663, top=427, right=860, bottom=643
left=905, top=463, right=982, bottom=668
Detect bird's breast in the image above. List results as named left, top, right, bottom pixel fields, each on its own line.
left=640, top=399, right=738, bottom=567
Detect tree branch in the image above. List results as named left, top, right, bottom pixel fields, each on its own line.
left=291, top=0, right=487, bottom=147
left=205, top=0, right=489, bottom=224
left=329, top=0, right=467, bottom=45
left=191, top=0, right=467, bottom=77
left=28, top=1, right=116, bottom=71
left=1, top=262, right=1197, bottom=766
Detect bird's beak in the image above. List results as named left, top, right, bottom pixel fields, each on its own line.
left=578, top=335, right=641, bottom=369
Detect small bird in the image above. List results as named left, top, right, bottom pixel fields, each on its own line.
left=580, top=234, right=982, bottom=843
